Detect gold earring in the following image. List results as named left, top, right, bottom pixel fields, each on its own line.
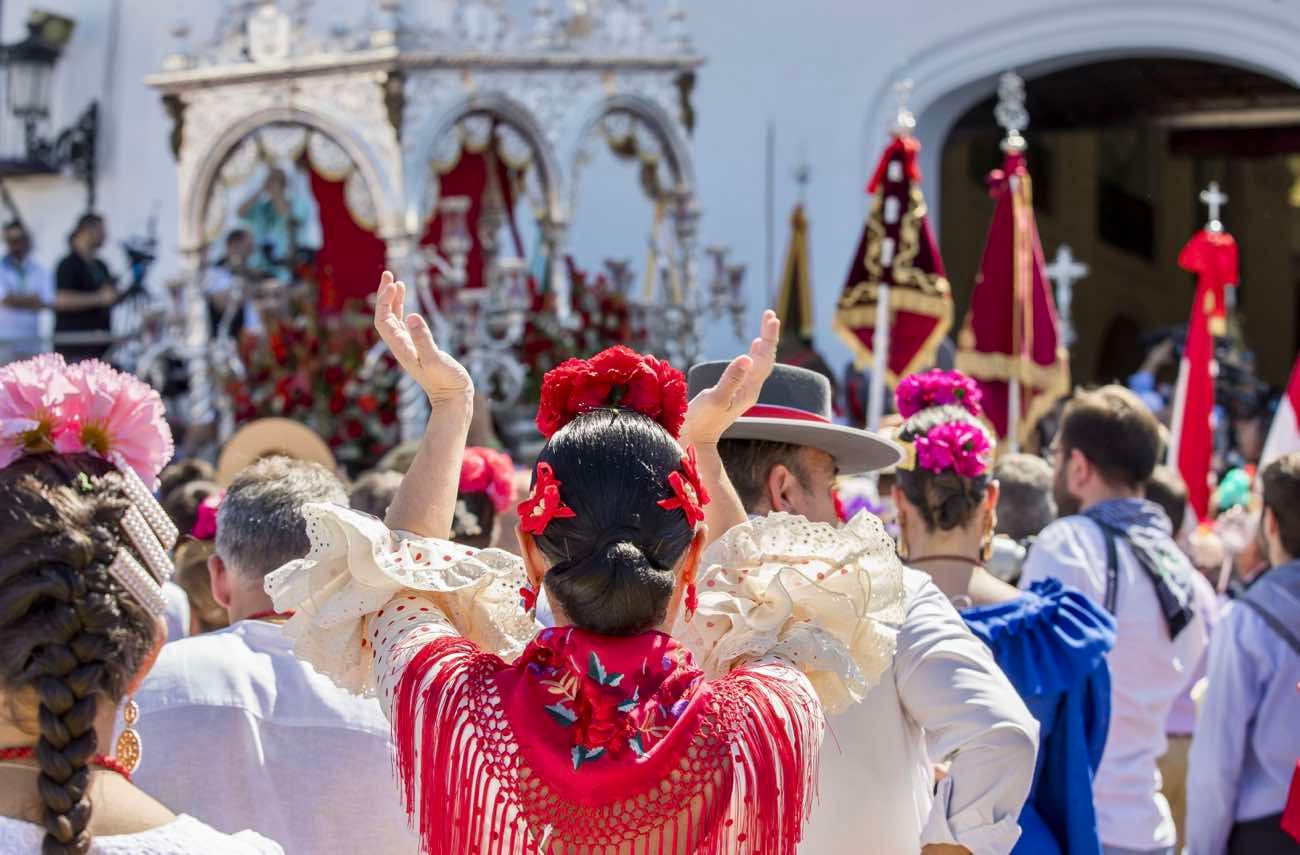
left=980, top=517, right=995, bottom=564
left=115, top=697, right=142, bottom=773
left=897, top=536, right=909, bottom=561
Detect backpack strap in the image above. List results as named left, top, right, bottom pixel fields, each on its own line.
left=1237, top=584, right=1300, bottom=656
left=1098, top=522, right=1120, bottom=615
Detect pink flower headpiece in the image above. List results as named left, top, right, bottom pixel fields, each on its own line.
left=895, top=370, right=983, bottom=420
left=897, top=421, right=993, bottom=478
left=192, top=491, right=224, bottom=541
left=0, top=355, right=178, bottom=618
left=459, top=447, right=518, bottom=513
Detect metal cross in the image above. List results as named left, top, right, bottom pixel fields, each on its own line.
left=1200, top=181, right=1228, bottom=233
left=1045, top=244, right=1089, bottom=349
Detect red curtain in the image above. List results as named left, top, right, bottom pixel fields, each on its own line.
left=420, top=134, right=526, bottom=301
left=308, top=165, right=388, bottom=311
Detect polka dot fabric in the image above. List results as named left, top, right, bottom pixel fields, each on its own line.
left=265, top=502, right=539, bottom=695
left=671, top=511, right=907, bottom=714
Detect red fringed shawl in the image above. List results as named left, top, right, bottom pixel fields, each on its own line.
left=392, top=627, right=819, bottom=855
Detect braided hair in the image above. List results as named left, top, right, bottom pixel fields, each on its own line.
left=0, top=453, right=159, bottom=854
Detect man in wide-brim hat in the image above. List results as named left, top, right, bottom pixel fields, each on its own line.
left=688, top=360, right=1037, bottom=855
left=687, top=361, right=900, bottom=525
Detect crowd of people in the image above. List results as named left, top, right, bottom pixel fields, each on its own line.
left=0, top=269, right=1296, bottom=855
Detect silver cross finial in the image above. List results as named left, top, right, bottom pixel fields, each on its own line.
left=995, top=70, right=1028, bottom=153
left=1200, top=181, right=1228, bottom=233
left=1045, top=244, right=1089, bottom=348
left=891, top=78, right=916, bottom=136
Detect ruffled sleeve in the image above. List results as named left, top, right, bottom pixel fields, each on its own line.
left=962, top=577, right=1115, bottom=699
left=673, top=511, right=906, bottom=714
left=264, top=502, right=538, bottom=695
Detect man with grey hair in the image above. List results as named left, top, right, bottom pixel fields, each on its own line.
left=132, top=457, right=418, bottom=854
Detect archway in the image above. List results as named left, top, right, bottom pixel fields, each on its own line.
left=935, top=56, right=1300, bottom=393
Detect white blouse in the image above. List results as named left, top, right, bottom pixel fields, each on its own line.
left=0, top=814, right=282, bottom=855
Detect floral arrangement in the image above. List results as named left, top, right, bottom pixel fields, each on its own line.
left=912, top=421, right=993, bottom=478
left=519, top=261, right=637, bottom=405
left=459, top=446, right=518, bottom=513
left=536, top=345, right=687, bottom=439
left=1, top=354, right=173, bottom=486
left=896, top=369, right=984, bottom=420
left=228, top=294, right=400, bottom=471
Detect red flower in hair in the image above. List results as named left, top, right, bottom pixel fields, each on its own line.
left=658, top=446, right=711, bottom=528
left=535, top=346, right=688, bottom=438
left=518, top=462, right=577, bottom=535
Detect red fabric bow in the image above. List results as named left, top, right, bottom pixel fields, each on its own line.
left=658, top=446, right=710, bottom=527
left=518, top=462, right=577, bottom=536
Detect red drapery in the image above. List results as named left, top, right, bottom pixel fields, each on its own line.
left=308, top=165, right=388, bottom=311
left=420, top=134, right=527, bottom=301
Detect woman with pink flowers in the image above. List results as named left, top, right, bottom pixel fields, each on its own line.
left=451, top=446, right=518, bottom=549
left=891, top=369, right=1116, bottom=855
left=0, top=355, right=281, bottom=854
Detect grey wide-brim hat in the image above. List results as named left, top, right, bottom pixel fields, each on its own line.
left=687, top=361, right=902, bottom=475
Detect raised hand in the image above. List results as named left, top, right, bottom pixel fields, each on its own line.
left=681, top=310, right=781, bottom=445
left=373, top=271, right=473, bottom=404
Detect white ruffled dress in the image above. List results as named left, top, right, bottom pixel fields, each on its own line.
left=265, top=506, right=905, bottom=851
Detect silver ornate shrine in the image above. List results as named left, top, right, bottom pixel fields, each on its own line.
left=146, top=0, right=723, bottom=447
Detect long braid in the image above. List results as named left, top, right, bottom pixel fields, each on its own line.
left=0, top=453, right=157, bottom=854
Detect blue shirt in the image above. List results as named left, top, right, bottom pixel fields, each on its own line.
left=1186, top=561, right=1300, bottom=855
left=963, top=578, right=1116, bottom=855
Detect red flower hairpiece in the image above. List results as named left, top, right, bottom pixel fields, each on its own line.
left=459, top=446, right=517, bottom=513
left=657, top=446, right=710, bottom=528
left=536, top=346, right=688, bottom=439
left=518, top=462, right=577, bottom=536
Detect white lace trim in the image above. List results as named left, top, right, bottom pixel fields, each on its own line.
left=672, top=511, right=906, bottom=714
left=264, top=503, right=538, bottom=695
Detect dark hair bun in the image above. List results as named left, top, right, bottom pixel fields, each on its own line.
left=897, top=405, right=992, bottom=532
left=531, top=409, right=694, bottom=636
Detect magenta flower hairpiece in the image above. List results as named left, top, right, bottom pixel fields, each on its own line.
left=895, top=370, right=984, bottom=420
left=913, top=422, right=992, bottom=478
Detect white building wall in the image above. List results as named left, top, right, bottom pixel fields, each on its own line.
left=4, top=0, right=1299, bottom=367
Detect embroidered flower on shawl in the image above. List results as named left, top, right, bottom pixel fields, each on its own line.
left=657, top=446, right=710, bottom=527
left=518, top=462, right=577, bottom=535
left=536, top=345, right=688, bottom=438
left=523, top=629, right=705, bottom=770
left=54, top=359, right=174, bottom=486
left=914, top=421, right=992, bottom=477
left=895, top=369, right=984, bottom=419
left=459, top=446, right=517, bottom=512
left=0, top=353, right=74, bottom=468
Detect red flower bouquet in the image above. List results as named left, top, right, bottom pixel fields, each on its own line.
left=536, top=346, right=688, bottom=438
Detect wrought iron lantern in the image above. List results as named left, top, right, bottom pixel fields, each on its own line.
left=0, top=12, right=99, bottom=208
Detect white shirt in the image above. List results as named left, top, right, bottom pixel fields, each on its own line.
left=0, top=253, right=53, bottom=355
left=1022, top=516, right=1208, bottom=851
left=0, top=814, right=282, bottom=854
left=203, top=265, right=262, bottom=335
left=800, top=568, right=1039, bottom=855
left=1185, top=563, right=1300, bottom=855
left=132, top=619, right=419, bottom=855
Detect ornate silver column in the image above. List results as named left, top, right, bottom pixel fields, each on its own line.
left=386, top=234, right=434, bottom=444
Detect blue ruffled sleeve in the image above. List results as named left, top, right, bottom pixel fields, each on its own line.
left=963, top=578, right=1115, bottom=855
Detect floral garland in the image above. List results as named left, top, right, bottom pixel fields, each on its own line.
left=896, top=369, right=984, bottom=419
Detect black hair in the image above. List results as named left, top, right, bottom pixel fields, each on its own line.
left=0, top=453, right=159, bottom=855
left=532, top=408, right=694, bottom=636
left=1059, top=385, right=1162, bottom=489
left=451, top=490, right=496, bottom=550
left=1144, top=465, right=1188, bottom=536
left=68, top=213, right=103, bottom=246
left=895, top=405, right=992, bottom=531
left=3, top=219, right=25, bottom=233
